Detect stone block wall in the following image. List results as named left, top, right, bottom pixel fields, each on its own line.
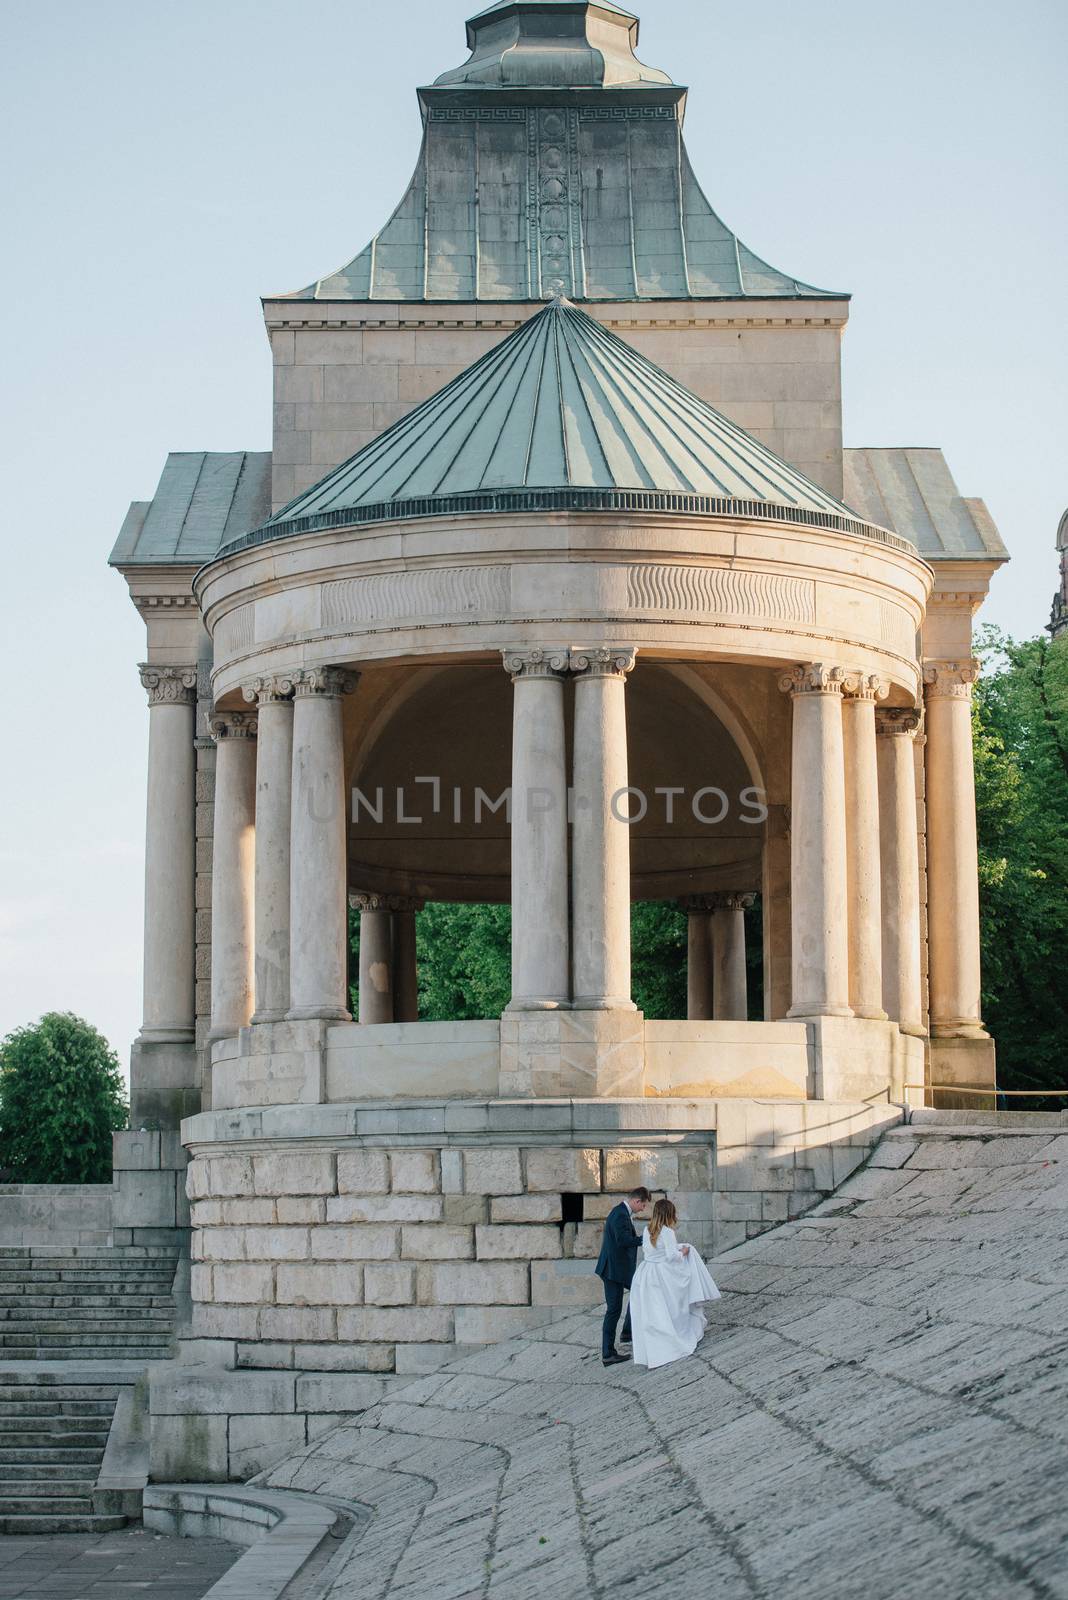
left=183, top=1097, right=900, bottom=1376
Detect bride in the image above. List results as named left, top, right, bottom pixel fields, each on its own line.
left=629, top=1198, right=720, bottom=1370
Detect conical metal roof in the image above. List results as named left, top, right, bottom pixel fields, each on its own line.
left=226, top=301, right=896, bottom=556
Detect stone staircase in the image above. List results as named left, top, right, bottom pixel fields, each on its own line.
left=0, top=1247, right=177, bottom=1361
left=0, top=1247, right=179, bottom=1532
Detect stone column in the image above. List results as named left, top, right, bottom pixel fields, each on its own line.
left=923, top=660, right=985, bottom=1035
left=208, top=712, right=257, bottom=1040
left=502, top=649, right=570, bottom=1011
left=353, top=893, right=394, bottom=1025
left=712, top=892, right=753, bottom=1021
left=571, top=647, right=637, bottom=1011
left=843, top=674, right=888, bottom=1019
left=138, top=666, right=197, bottom=1041
left=288, top=667, right=356, bottom=1023
left=681, top=897, right=714, bottom=1021
left=242, top=677, right=294, bottom=1023
left=391, top=900, right=422, bottom=1024
left=779, top=664, right=852, bottom=1018
left=876, top=708, right=924, bottom=1034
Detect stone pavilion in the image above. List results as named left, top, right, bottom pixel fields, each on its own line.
left=109, top=1, right=1009, bottom=1475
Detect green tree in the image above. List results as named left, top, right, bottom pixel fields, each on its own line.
left=974, top=627, right=1068, bottom=1098
left=0, top=1013, right=128, bottom=1183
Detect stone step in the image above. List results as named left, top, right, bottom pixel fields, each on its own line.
left=0, top=1390, right=120, bottom=1406
left=0, top=1314, right=172, bottom=1331
left=0, top=1330, right=171, bottom=1345
left=0, top=1272, right=176, bottom=1285
left=0, top=1294, right=172, bottom=1309
left=0, top=1512, right=126, bottom=1534
left=0, top=1496, right=95, bottom=1517
left=0, top=1444, right=105, bottom=1463
left=0, top=1462, right=98, bottom=1482
left=0, top=1348, right=168, bottom=1362
left=0, top=1420, right=111, bottom=1439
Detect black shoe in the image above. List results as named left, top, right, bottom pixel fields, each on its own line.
left=619, top=1335, right=633, bottom=1347
left=602, top=1351, right=631, bottom=1366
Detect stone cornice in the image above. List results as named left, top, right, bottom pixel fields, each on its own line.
left=262, top=298, right=850, bottom=336
left=139, top=664, right=198, bottom=707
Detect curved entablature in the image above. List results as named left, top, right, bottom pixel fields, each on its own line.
left=280, top=3, right=843, bottom=302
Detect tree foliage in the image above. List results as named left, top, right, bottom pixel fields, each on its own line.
left=0, top=1012, right=128, bottom=1183
left=973, top=627, right=1068, bottom=1094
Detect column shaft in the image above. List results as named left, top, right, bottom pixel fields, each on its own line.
left=685, top=908, right=714, bottom=1021
left=139, top=667, right=197, bottom=1039
left=843, top=679, right=887, bottom=1019
left=712, top=896, right=750, bottom=1021
left=244, top=681, right=294, bottom=1023
left=780, top=665, right=852, bottom=1018
left=208, top=714, right=257, bottom=1039
left=355, top=897, right=394, bottom=1025
left=288, top=669, right=355, bottom=1022
left=392, top=907, right=420, bottom=1024
left=876, top=709, right=924, bottom=1033
left=924, top=661, right=984, bottom=1033
left=571, top=647, right=636, bottom=1010
left=503, top=650, right=570, bottom=1010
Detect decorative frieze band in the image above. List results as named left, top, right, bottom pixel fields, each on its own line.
left=628, top=565, right=816, bottom=626
left=923, top=660, right=980, bottom=700
left=209, top=712, right=258, bottom=742
left=139, top=664, right=198, bottom=707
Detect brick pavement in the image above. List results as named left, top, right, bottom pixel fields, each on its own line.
left=258, top=1119, right=1068, bottom=1600
left=0, top=1526, right=240, bottom=1598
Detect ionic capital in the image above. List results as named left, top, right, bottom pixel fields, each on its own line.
left=209, top=711, right=258, bottom=742
left=876, top=707, right=922, bottom=739
left=843, top=672, right=890, bottom=703
left=923, top=660, right=980, bottom=700
left=291, top=667, right=358, bottom=700
left=350, top=891, right=423, bottom=914
left=569, top=645, right=637, bottom=680
left=139, top=664, right=197, bottom=707
left=680, top=892, right=755, bottom=915
left=778, top=663, right=848, bottom=697
left=502, top=647, right=569, bottom=681
left=242, top=674, right=296, bottom=707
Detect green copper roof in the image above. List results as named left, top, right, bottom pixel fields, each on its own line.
left=223, top=301, right=893, bottom=558
left=282, top=2, right=843, bottom=303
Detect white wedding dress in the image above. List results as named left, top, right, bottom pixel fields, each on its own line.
left=629, top=1225, right=720, bottom=1370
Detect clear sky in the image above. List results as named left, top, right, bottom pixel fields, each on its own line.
left=1, top=0, right=1065, bottom=1076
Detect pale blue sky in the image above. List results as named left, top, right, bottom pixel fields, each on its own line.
left=1, top=0, right=1064, bottom=1072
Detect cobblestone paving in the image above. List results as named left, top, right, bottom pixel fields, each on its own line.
left=261, top=1120, right=1068, bottom=1600
left=0, top=1526, right=240, bottom=1598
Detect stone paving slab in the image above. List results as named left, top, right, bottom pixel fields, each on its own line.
left=256, top=1119, right=1068, bottom=1600
left=0, top=1526, right=240, bottom=1598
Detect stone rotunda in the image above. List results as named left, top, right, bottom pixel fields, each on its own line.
left=110, top=0, right=1008, bottom=1476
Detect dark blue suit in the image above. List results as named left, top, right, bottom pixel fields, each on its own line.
left=595, top=1202, right=642, bottom=1358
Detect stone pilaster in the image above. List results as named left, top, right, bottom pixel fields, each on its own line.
left=243, top=677, right=295, bottom=1024
left=503, top=649, right=570, bottom=1012
left=843, top=673, right=889, bottom=1020
left=779, top=664, right=852, bottom=1019
left=208, top=712, right=257, bottom=1041
left=570, top=647, right=637, bottom=1011
left=876, top=708, right=924, bottom=1035
left=288, top=668, right=356, bottom=1023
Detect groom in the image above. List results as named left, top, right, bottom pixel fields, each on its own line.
left=595, top=1186, right=651, bottom=1366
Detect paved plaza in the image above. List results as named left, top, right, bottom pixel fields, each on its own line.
left=0, top=1527, right=239, bottom=1599
left=257, top=1119, right=1068, bottom=1600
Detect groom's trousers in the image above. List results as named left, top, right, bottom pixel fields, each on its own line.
left=601, top=1278, right=632, bottom=1358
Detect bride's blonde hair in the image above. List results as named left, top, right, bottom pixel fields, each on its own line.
left=648, top=1198, right=677, bottom=1247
